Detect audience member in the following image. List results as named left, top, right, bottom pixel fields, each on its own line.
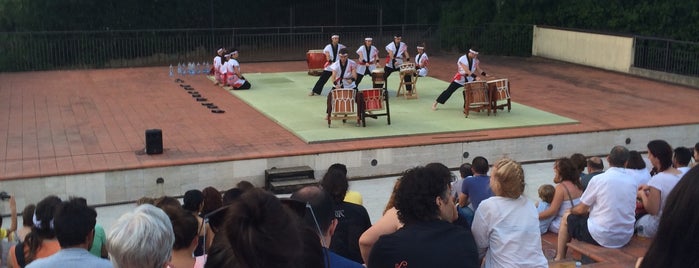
left=320, top=168, right=371, bottom=263
left=693, top=142, right=699, bottom=167
left=204, top=188, right=305, bottom=268
left=154, top=196, right=182, bottom=209
left=1, top=195, right=17, bottom=268
left=25, top=198, right=111, bottom=268
left=201, top=187, right=222, bottom=216
left=637, top=166, right=699, bottom=268
left=327, top=163, right=364, bottom=206
left=107, top=204, right=174, bottom=268
left=162, top=206, right=206, bottom=268
left=626, top=150, right=651, bottom=186
left=0, top=195, right=17, bottom=241
left=538, top=158, right=582, bottom=234
left=8, top=196, right=62, bottom=267
left=458, top=156, right=493, bottom=226
left=452, top=163, right=473, bottom=201
left=581, top=156, right=604, bottom=190
left=222, top=188, right=243, bottom=205
left=472, top=158, right=548, bottom=267
left=291, top=186, right=363, bottom=268
left=536, top=184, right=555, bottom=234
left=14, top=204, right=35, bottom=243
left=672, top=146, right=692, bottom=175
left=367, top=165, right=479, bottom=268
left=69, top=197, right=107, bottom=259
left=555, top=146, right=636, bottom=261
left=182, top=190, right=207, bottom=257
left=136, top=197, right=155, bottom=206
left=358, top=179, right=403, bottom=264
left=570, top=153, right=588, bottom=179
left=235, top=181, right=255, bottom=192
left=636, top=140, right=683, bottom=238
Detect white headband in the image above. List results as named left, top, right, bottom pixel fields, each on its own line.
left=469, top=49, right=479, bottom=55
left=331, top=35, right=339, bottom=38
left=217, top=48, right=224, bottom=54
left=417, top=46, right=424, bottom=49
left=33, top=213, right=54, bottom=230
left=365, top=37, right=373, bottom=41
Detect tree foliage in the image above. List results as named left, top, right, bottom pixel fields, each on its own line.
left=0, top=0, right=696, bottom=42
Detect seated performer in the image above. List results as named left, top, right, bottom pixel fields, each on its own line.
left=212, top=47, right=226, bottom=84
left=432, top=48, right=487, bottom=111
left=415, top=43, right=429, bottom=77
left=310, top=34, right=346, bottom=96
left=383, top=33, right=412, bottom=91
left=225, top=48, right=251, bottom=90
left=325, top=48, right=362, bottom=121
left=355, top=37, right=381, bottom=89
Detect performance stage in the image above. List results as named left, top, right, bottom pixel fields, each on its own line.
left=0, top=54, right=697, bottom=207
left=214, top=71, right=576, bottom=143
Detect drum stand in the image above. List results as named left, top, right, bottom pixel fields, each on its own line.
left=396, top=71, right=418, bottom=99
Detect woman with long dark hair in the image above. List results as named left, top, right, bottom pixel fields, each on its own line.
left=638, top=166, right=699, bottom=267
left=7, top=196, right=62, bottom=267
left=636, top=140, right=683, bottom=237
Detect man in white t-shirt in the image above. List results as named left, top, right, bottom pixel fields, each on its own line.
left=554, top=146, right=637, bottom=261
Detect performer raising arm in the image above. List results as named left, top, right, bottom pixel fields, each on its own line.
left=432, top=48, right=487, bottom=111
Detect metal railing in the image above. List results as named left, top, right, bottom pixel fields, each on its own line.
left=633, top=37, right=699, bottom=77
left=0, top=24, right=534, bottom=72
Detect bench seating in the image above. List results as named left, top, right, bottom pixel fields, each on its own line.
left=567, top=236, right=651, bottom=267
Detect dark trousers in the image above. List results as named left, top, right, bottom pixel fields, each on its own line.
left=312, top=70, right=332, bottom=95
left=383, top=66, right=412, bottom=91
left=232, top=80, right=251, bottom=90
left=356, top=69, right=382, bottom=89
left=435, top=81, right=463, bottom=104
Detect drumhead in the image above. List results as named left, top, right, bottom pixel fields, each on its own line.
left=371, top=69, right=385, bottom=74
left=307, top=49, right=324, bottom=53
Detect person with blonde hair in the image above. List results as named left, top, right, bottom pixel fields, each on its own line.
left=471, top=158, right=548, bottom=267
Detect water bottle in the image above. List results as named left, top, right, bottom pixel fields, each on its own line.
left=169, top=64, right=173, bottom=77
left=575, top=261, right=582, bottom=268
left=189, top=62, right=195, bottom=75
left=177, top=63, right=183, bottom=75
left=196, top=62, right=202, bottom=74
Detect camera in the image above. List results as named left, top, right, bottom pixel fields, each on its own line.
left=0, top=191, right=10, bottom=201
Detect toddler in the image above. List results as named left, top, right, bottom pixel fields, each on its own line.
left=536, top=184, right=555, bottom=234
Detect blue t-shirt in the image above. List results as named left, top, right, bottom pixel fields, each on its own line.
left=461, top=175, right=494, bottom=211
left=326, top=248, right=364, bottom=268
left=537, top=201, right=554, bottom=234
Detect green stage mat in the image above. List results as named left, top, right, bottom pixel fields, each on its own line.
left=213, top=72, right=577, bottom=143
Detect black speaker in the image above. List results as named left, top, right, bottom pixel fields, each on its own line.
left=145, top=129, right=163, bottom=155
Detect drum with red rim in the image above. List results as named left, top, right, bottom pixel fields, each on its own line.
left=306, top=50, right=326, bottom=76
left=361, top=88, right=383, bottom=111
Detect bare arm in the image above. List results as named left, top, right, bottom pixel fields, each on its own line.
left=359, top=207, right=402, bottom=264
left=458, top=192, right=470, bottom=208
left=638, top=185, right=661, bottom=215
left=9, top=195, right=17, bottom=233
left=539, top=185, right=565, bottom=219
left=570, top=202, right=590, bottom=216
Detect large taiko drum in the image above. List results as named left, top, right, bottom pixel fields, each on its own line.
left=331, top=89, right=357, bottom=114
left=306, top=50, right=326, bottom=76
left=371, top=69, right=385, bottom=87
left=399, top=62, right=416, bottom=75
left=361, top=88, right=383, bottom=111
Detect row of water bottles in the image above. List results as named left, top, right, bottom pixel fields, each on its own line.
left=169, top=62, right=211, bottom=76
